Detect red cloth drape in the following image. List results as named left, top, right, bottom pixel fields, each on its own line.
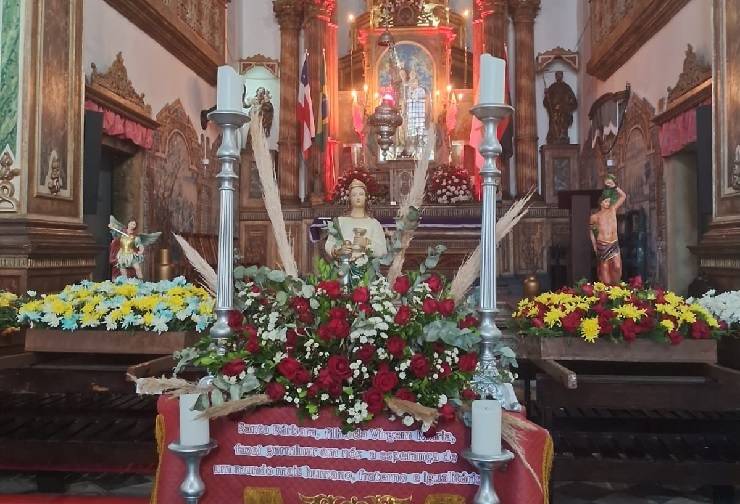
left=153, top=396, right=553, bottom=504
left=658, top=99, right=710, bottom=157
left=85, top=100, right=154, bottom=149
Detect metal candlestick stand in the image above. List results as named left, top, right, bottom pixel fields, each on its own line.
left=168, top=441, right=217, bottom=504
left=462, top=449, right=515, bottom=504
left=207, top=109, right=249, bottom=352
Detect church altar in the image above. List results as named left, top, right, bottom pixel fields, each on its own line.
left=152, top=397, right=552, bottom=504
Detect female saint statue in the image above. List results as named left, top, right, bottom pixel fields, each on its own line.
left=325, top=179, right=388, bottom=261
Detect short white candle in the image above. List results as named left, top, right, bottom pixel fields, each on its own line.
left=471, top=399, right=502, bottom=456
left=479, top=54, right=506, bottom=105
left=179, top=394, right=210, bottom=446
left=216, top=65, right=244, bottom=112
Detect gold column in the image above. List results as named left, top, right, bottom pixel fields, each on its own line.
left=326, top=10, right=339, bottom=200
left=509, top=0, right=540, bottom=196
left=273, top=0, right=303, bottom=203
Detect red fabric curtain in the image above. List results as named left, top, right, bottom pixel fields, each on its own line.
left=658, top=99, right=710, bottom=158
left=85, top=100, right=154, bottom=149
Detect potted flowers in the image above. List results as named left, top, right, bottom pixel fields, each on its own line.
left=426, top=164, right=473, bottom=205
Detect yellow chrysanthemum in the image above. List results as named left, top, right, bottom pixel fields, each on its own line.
left=593, top=282, right=608, bottom=292
left=49, top=299, right=70, bottom=316
left=656, top=303, right=680, bottom=318
left=678, top=309, right=697, bottom=325
left=608, top=286, right=632, bottom=301
left=660, top=319, right=675, bottom=333
left=579, top=317, right=600, bottom=343
left=613, top=303, right=646, bottom=321
left=142, top=312, right=155, bottom=326
left=544, top=307, right=565, bottom=328
left=114, top=284, right=139, bottom=298
left=81, top=312, right=100, bottom=326
left=663, top=291, right=684, bottom=306
left=108, top=309, right=124, bottom=322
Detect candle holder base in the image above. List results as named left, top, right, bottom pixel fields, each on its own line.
left=462, top=449, right=515, bottom=504
left=168, top=440, right=217, bottom=504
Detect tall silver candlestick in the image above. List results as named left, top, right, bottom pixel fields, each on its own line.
left=207, top=110, right=249, bottom=352
left=469, top=103, right=516, bottom=406
left=463, top=449, right=514, bottom=504
left=168, top=441, right=217, bottom=504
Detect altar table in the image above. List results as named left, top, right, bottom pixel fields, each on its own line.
left=153, top=396, right=552, bottom=503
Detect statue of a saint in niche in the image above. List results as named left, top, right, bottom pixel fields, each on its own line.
left=403, top=70, right=428, bottom=157
left=543, top=71, right=578, bottom=144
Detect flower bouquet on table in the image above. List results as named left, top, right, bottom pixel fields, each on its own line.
left=331, top=169, right=385, bottom=205
left=513, top=277, right=728, bottom=345
left=689, top=289, right=740, bottom=334
left=173, top=258, right=517, bottom=432
left=426, top=164, right=473, bottom=205
left=17, top=276, right=214, bottom=333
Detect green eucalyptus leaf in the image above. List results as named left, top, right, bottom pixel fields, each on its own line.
left=212, top=375, right=229, bottom=390
left=267, top=270, right=286, bottom=283
left=193, top=393, right=210, bottom=411
left=230, top=384, right=242, bottom=401
left=211, top=388, right=225, bottom=407
left=275, top=291, right=288, bottom=306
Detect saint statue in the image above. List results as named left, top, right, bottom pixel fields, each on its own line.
left=325, top=179, right=388, bottom=261
left=248, top=87, right=274, bottom=138
left=543, top=71, right=578, bottom=144
left=589, top=175, right=627, bottom=285
left=108, top=216, right=161, bottom=279
left=404, top=70, right=428, bottom=157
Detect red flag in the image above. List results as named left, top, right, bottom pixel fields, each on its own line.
left=297, top=51, right=315, bottom=159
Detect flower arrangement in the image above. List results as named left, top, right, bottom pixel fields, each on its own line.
left=17, top=276, right=214, bottom=333
left=689, top=290, right=740, bottom=331
left=175, top=261, right=516, bottom=431
left=0, top=291, right=23, bottom=336
left=426, top=164, right=473, bottom=205
left=332, top=169, right=384, bottom=205
left=513, top=277, right=726, bottom=345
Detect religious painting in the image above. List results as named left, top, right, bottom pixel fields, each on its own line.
left=35, top=0, right=74, bottom=200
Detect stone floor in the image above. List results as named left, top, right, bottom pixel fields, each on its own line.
left=0, top=473, right=736, bottom=502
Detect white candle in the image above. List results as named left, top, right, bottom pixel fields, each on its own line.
left=179, top=394, right=210, bottom=446
left=479, top=54, right=506, bottom=105
left=471, top=399, right=502, bottom=456
left=216, top=65, right=244, bottom=111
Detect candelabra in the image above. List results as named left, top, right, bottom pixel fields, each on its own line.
left=168, top=441, right=217, bottom=504
left=207, top=109, right=249, bottom=354
left=462, top=449, right=514, bottom=504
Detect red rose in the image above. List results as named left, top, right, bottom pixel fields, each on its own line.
left=290, top=297, right=310, bottom=314
left=461, top=388, right=478, bottom=400
left=655, top=289, right=666, bottom=304
left=373, top=368, right=399, bottom=392
left=438, top=403, right=456, bottom=423
left=298, top=311, right=315, bottom=324
left=562, top=311, right=582, bottom=333
left=433, top=342, right=446, bottom=353
left=620, top=319, right=639, bottom=342
left=327, top=317, right=350, bottom=339
left=394, top=305, right=412, bottom=325
left=244, top=325, right=257, bottom=339
left=251, top=285, right=261, bottom=294
left=393, top=276, right=411, bottom=295
left=356, top=343, right=376, bottom=363
left=328, top=382, right=343, bottom=398
left=691, top=321, right=710, bottom=340
left=246, top=335, right=260, bottom=353
left=598, top=314, right=612, bottom=335
left=276, top=357, right=301, bottom=381
left=328, top=307, right=349, bottom=320
left=285, top=329, right=298, bottom=350
left=581, top=283, right=594, bottom=296
left=426, top=274, right=443, bottom=294
left=438, top=362, right=452, bottom=378
left=294, top=367, right=311, bottom=385
left=358, top=303, right=373, bottom=316
left=386, top=336, right=406, bottom=358
left=410, top=353, right=430, bottom=378
left=395, top=388, right=416, bottom=402
left=318, top=280, right=342, bottom=299
left=222, top=358, right=246, bottom=377
left=316, top=368, right=334, bottom=389
left=458, top=315, right=478, bottom=329
left=363, top=388, right=385, bottom=414
left=531, top=317, right=545, bottom=328
left=629, top=276, right=644, bottom=289
left=668, top=330, right=683, bottom=345
left=317, top=324, right=331, bottom=341
left=328, top=355, right=352, bottom=382
left=422, top=298, right=438, bottom=315
left=265, top=382, right=285, bottom=401
left=306, top=384, right=319, bottom=398
left=352, top=286, right=370, bottom=304
left=438, top=299, right=455, bottom=317
left=227, top=310, right=244, bottom=329
left=458, top=352, right=478, bottom=373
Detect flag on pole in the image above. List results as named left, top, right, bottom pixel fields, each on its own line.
left=316, top=49, right=329, bottom=152
left=298, top=51, right=315, bottom=160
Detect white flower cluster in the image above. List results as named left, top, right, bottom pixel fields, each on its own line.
left=690, top=290, right=740, bottom=325
left=346, top=400, right=370, bottom=424
left=430, top=172, right=473, bottom=204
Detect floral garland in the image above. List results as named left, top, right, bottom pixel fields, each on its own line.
left=513, top=277, right=727, bottom=345
left=331, top=169, right=384, bottom=205
left=689, top=290, right=740, bottom=330
left=18, top=277, right=214, bottom=333
left=426, top=164, right=473, bottom=205
left=175, top=262, right=517, bottom=431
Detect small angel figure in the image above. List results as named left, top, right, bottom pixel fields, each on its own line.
left=108, top=216, right=161, bottom=279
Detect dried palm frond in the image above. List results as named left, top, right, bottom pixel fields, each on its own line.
left=198, top=394, right=273, bottom=420
left=449, top=188, right=535, bottom=305
left=250, top=116, right=299, bottom=278
left=386, top=129, right=436, bottom=285
left=133, top=376, right=195, bottom=395
left=173, top=233, right=217, bottom=294
left=502, top=411, right=543, bottom=492
left=384, top=396, right=439, bottom=426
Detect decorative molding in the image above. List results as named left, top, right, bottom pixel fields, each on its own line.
left=0, top=256, right=96, bottom=269
left=653, top=79, right=711, bottom=126
left=0, top=148, right=20, bottom=212
left=102, top=0, right=226, bottom=85
left=85, top=52, right=160, bottom=130
left=273, top=0, right=305, bottom=30
left=239, top=54, right=280, bottom=78
left=666, top=44, right=711, bottom=103
left=300, top=495, right=411, bottom=504
left=536, top=46, right=578, bottom=73
left=587, top=0, right=691, bottom=80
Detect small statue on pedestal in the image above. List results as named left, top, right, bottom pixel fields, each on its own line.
left=543, top=71, right=578, bottom=144
left=589, top=175, right=626, bottom=285
left=108, top=216, right=161, bottom=279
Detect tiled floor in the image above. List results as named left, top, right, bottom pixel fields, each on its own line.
left=0, top=473, right=736, bottom=502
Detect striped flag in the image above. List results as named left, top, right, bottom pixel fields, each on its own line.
left=315, top=49, right=329, bottom=152
left=298, top=51, right=315, bottom=159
